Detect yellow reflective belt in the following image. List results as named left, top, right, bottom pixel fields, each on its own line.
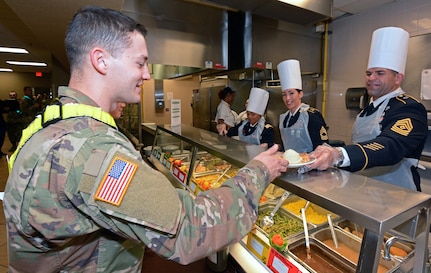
left=8, top=104, right=117, bottom=170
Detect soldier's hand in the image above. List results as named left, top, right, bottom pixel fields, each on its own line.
left=253, top=144, right=288, bottom=182
left=308, top=144, right=338, bottom=171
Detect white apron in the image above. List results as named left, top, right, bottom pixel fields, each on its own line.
left=279, top=104, right=313, bottom=153
left=352, top=90, right=418, bottom=190
left=238, top=117, right=265, bottom=145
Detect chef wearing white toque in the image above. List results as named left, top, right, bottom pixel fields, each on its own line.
left=277, top=59, right=328, bottom=153
left=309, top=27, right=428, bottom=192
left=227, top=87, right=274, bottom=148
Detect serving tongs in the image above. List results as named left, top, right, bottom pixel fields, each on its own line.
left=260, top=191, right=290, bottom=228
left=301, top=207, right=311, bottom=259
left=213, top=164, right=231, bottom=184
left=327, top=214, right=339, bottom=248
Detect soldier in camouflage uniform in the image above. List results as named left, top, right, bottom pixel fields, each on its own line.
left=3, top=6, right=288, bottom=273
left=5, top=91, right=22, bottom=152
left=20, top=86, right=42, bottom=128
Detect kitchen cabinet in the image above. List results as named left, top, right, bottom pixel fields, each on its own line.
left=147, top=124, right=431, bottom=273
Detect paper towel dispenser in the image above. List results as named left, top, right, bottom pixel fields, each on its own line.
left=345, top=87, right=369, bottom=110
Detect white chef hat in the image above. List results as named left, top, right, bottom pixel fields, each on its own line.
left=367, top=27, right=409, bottom=74
left=247, top=87, right=269, bottom=116
left=277, top=59, right=302, bottom=91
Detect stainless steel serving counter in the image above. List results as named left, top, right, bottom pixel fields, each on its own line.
left=273, top=169, right=431, bottom=272
left=150, top=124, right=431, bottom=273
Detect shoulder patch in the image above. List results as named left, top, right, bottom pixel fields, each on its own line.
left=95, top=156, right=138, bottom=206
left=391, top=118, right=413, bottom=136
left=395, top=94, right=420, bottom=104
left=307, top=107, right=318, bottom=113
left=265, top=124, right=273, bottom=129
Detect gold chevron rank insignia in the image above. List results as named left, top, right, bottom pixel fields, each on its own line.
left=391, top=118, right=413, bottom=136
left=363, top=142, right=384, bottom=151
left=320, top=126, right=328, bottom=140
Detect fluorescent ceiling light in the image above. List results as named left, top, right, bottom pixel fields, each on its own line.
left=6, top=61, right=47, bottom=67
left=0, top=47, right=29, bottom=54
left=277, top=0, right=306, bottom=4
left=0, top=68, right=13, bottom=72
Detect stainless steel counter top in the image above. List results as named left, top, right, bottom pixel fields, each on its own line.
left=154, top=124, right=431, bottom=272
left=156, top=124, right=431, bottom=233
left=141, top=123, right=158, bottom=134
left=274, top=168, right=431, bottom=234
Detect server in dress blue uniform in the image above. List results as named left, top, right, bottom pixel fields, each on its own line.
left=277, top=59, right=328, bottom=153
left=227, top=87, right=274, bottom=149
left=310, top=27, right=428, bottom=191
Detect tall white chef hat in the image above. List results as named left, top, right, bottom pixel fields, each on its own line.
left=277, top=59, right=302, bottom=91
left=247, top=87, right=269, bottom=116
left=367, top=27, right=409, bottom=74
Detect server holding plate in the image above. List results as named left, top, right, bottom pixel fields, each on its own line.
left=310, top=26, right=428, bottom=191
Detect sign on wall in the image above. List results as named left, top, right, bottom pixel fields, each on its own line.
left=171, top=99, right=181, bottom=126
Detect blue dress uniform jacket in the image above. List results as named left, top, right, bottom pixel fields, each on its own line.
left=227, top=119, right=275, bottom=148
left=280, top=105, right=328, bottom=152
left=344, top=94, right=427, bottom=190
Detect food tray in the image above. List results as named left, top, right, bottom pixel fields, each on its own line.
left=288, top=237, right=356, bottom=273
left=281, top=195, right=340, bottom=226
left=312, top=228, right=399, bottom=272
left=256, top=203, right=315, bottom=240
left=191, top=166, right=239, bottom=191
left=336, top=220, right=414, bottom=260
left=193, top=154, right=235, bottom=174
left=287, top=233, right=399, bottom=273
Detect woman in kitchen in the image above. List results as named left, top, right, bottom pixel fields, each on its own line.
left=277, top=59, right=329, bottom=153
left=214, top=86, right=237, bottom=135
left=227, top=87, right=274, bottom=149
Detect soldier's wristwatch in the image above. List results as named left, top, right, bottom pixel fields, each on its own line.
left=333, top=147, right=344, bottom=167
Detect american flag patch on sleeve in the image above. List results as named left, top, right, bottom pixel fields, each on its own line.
left=95, top=156, right=138, bottom=206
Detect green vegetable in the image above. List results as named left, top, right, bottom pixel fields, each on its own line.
left=257, top=211, right=303, bottom=238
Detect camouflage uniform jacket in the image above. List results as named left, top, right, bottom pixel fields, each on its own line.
left=20, top=95, right=40, bottom=127
left=4, top=86, right=271, bottom=273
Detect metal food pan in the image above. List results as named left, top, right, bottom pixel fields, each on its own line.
left=287, top=237, right=356, bottom=273
left=312, top=228, right=400, bottom=272
left=256, top=203, right=315, bottom=240
left=288, top=235, right=399, bottom=273
left=281, top=195, right=340, bottom=226
left=171, top=153, right=191, bottom=163
left=336, top=219, right=414, bottom=260
left=335, top=219, right=365, bottom=239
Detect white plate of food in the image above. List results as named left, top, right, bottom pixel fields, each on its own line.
left=287, top=157, right=316, bottom=168
left=282, top=149, right=316, bottom=168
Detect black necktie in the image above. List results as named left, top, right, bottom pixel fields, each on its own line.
left=360, top=102, right=381, bottom=117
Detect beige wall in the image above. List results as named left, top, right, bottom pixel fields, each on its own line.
left=325, top=0, right=431, bottom=144
left=0, top=72, right=52, bottom=99
left=142, top=77, right=200, bottom=125
left=0, top=59, right=69, bottom=100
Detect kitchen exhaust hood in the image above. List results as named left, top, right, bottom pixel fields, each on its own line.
left=200, top=0, right=332, bottom=25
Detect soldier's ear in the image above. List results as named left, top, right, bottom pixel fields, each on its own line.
left=91, top=48, right=108, bottom=75
left=395, top=73, right=404, bottom=84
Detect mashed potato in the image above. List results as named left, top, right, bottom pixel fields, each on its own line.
left=283, top=149, right=302, bottom=163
